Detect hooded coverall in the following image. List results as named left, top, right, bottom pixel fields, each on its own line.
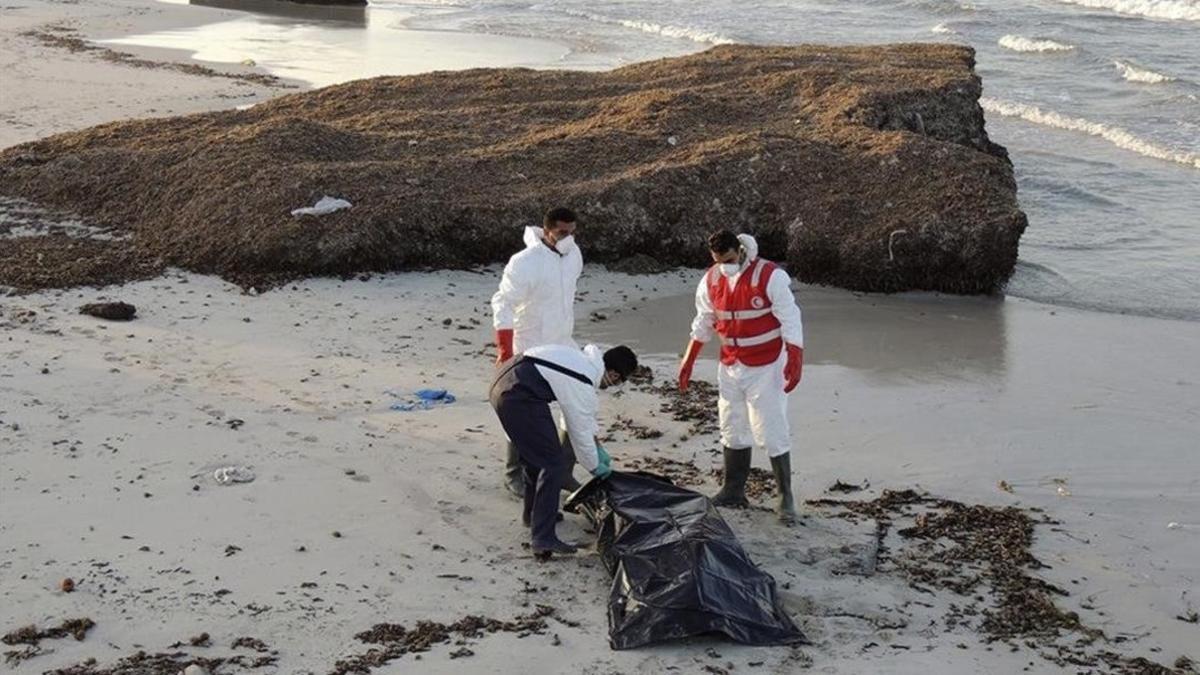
left=491, top=226, right=582, bottom=354
left=690, top=234, right=804, bottom=457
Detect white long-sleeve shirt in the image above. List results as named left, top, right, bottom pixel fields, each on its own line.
left=491, top=226, right=582, bottom=355
left=524, top=343, right=605, bottom=472
left=690, top=234, right=804, bottom=349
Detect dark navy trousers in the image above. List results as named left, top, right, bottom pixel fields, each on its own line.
left=490, top=358, right=567, bottom=548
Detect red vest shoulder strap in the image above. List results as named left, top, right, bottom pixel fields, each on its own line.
left=750, top=258, right=776, bottom=290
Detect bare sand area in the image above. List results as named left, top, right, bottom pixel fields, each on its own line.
left=2, top=269, right=1197, bottom=673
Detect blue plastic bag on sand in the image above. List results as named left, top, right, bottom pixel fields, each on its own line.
left=387, top=388, right=457, bottom=412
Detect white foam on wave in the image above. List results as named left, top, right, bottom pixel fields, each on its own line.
left=998, top=35, right=1076, bottom=52
left=553, top=8, right=735, bottom=45
left=1112, top=60, right=1175, bottom=83
left=981, top=97, right=1200, bottom=170
left=931, top=22, right=957, bottom=34
left=615, top=18, right=736, bottom=45
left=1051, top=0, right=1200, bottom=21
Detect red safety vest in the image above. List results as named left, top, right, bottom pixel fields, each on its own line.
left=707, top=258, right=783, bottom=367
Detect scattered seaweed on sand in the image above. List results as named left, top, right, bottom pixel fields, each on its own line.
left=3, top=619, right=94, bottom=666
left=828, top=480, right=866, bottom=493
left=4, top=645, right=43, bottom=666
left=3, top=618, right=95, bottom=646
left=625, top=456, right=707, bottom=486
left=807, top=490, right=1191, bottom=673
left=22, top=27, right=288, bottom=88
left=16, top=622, right=279, bottom=674
left=637, top=379, right=719, bottom=437
left=330, top=606, right=558, bottom=674
left=231, top=637, right=271, bottom=653
left=604, top=414, right=663, bottom=441
left=49, top=650, right=277, bottom=675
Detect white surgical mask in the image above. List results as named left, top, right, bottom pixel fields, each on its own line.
left=551, top=234, right=575, bottom=255
left=717, top=248, right=747, bottom=277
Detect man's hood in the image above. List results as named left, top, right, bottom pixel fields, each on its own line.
left=736, top=233, right=759, bottom=261
left=523, top=226, right=545, bottom=249
left=583, top=344, right=605, bottom=388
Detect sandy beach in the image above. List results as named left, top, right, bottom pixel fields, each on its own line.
left=2, top=1, right=1198, bottom=673
left=2, top=267, right=1197, bottom=673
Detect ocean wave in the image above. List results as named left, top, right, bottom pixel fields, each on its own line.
left=1112, top=60, right=1175, bottom=83
left=1050, top=0, right=1200, bottom=21
left=615, top=18, right=736, bottom=45
left=981, top=97, right=1200, bottom=170
left=552, top=8, right=736, bottom=45
left=998, top=35, right=1076, bottom=52
left=931, top=22, right=957, bottom=33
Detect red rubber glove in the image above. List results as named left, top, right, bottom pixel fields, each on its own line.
left=677, top=339, right=705, bottom=392
left=784, top=343, right=803, bottom=393
left=495, top=329, right=514, bottom=365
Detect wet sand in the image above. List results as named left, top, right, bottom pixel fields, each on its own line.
left=104, top=0, right=577, bottom=88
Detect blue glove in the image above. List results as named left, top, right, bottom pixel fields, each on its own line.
left=593, top=462, right=612, bottom=480
left=593, top=444, right=612, bottom=479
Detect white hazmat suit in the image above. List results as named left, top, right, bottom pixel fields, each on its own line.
left=491, top=226, right=582, bottom=354
left=689, top=234, right=804, bottom=458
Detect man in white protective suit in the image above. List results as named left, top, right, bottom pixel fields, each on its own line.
left=677, top=230, right=805, bottom=524
left=491, top=206, right=584, bottom=498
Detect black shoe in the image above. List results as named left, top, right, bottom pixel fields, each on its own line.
left=770, top=452, right=798, bottom=524
left=712, top=446, right=751, bottom=507
left=532, top=539, right=578, bottom=560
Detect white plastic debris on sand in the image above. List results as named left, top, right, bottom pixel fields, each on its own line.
left=213, top=466, right=256, bottom=485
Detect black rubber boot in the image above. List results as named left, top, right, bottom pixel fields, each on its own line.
left=559, top=429, right=582, bottom=493
left=503, top=441, right=525, bottom=499
left=712, top=446, right=751, bottom=507
left=770, top=452, right=798, bottom=524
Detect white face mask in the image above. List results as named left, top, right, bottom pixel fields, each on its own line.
left=717, top=248, right=747, bottom=277
left=553, top=234, right=576, bottom=255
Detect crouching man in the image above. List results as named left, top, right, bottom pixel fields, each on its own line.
left=677, top=230, right=805, bottom=523
left=490, top=343, right=638, bottom=558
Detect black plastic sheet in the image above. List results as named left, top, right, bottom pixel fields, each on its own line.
left=565, top=471, right=806, bottom=650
